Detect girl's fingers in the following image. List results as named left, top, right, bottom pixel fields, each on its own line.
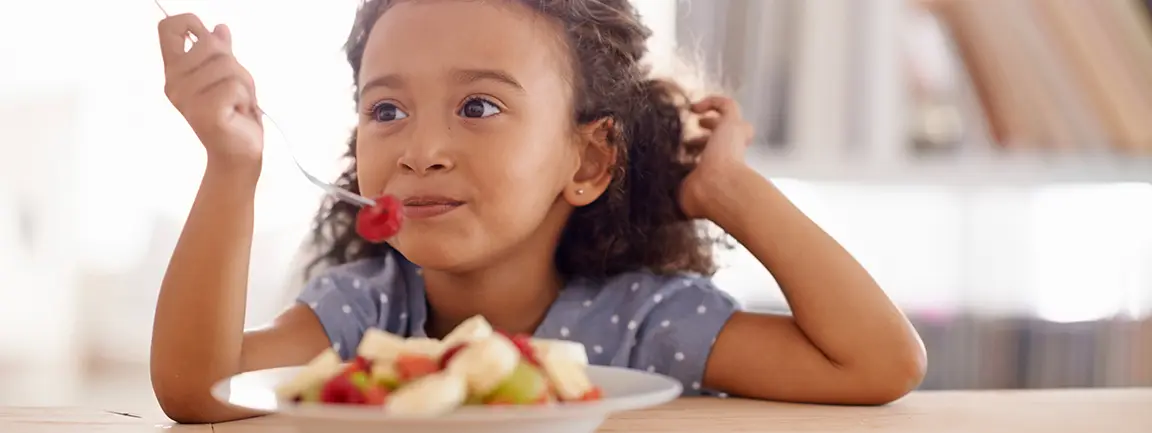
left=213, top=24, right=233, bottom=50
left=698, top=115, right=722, bottom=131
left=170, top=56, right=254, bottom=104
left=693, top=97, right=755, bottom=141
left=683, top=134, right=710, bottom=152
left=202, top=79, right=255, bottom=119
left=167, top=24, right=235, bottom=78
left=195, top=57, right=254, bottom=97
left=157, top=13, right=212, bottom=66
left=691, top=95, right=742, bottom=119
left=169, top=45, right=229, bottom=79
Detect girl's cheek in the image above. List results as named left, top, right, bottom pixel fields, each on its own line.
left=355, top=159, right=390, bottom=195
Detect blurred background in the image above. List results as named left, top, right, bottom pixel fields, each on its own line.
left=1, top=0, right=1150, bottom=415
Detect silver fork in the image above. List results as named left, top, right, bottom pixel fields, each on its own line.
left=155, top=0, right=376, bottom=208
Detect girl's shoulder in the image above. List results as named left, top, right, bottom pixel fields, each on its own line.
left=303, top=253, right=411, bottom=292
left=565, top=269, right=740, bottom=310
left=545, top=270, right=742, bottom=395
left=554, top=269, right=743, bottom=339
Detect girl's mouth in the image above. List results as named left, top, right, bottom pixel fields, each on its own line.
left=401, top=196, right=465, bottom=220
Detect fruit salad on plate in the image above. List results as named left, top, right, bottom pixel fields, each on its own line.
left=274, top=315, right=603, bottom=416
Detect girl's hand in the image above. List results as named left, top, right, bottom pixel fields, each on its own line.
left=679, top=96, right=756, bottom=220
left=158, top=14, right=263, bottom=169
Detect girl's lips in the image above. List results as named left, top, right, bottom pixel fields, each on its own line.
left=402, top=203, right=463, bottom=219
left=397, top=195, right=464, bottom=220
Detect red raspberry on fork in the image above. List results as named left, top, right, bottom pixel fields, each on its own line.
left=356, top=195, right=404, bottom=243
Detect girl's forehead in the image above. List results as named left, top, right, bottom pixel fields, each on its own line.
left=358, top=0, right=571, bottom=88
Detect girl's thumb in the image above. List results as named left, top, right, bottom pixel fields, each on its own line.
left=213, top=24, right=232, bottom=48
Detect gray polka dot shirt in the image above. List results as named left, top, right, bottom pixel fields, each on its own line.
left=298, top=251, right=741, bottom=396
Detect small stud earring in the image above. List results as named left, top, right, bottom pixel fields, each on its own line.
left=576, top=189, right=585, bottom=195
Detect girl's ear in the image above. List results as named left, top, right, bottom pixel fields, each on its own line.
left=564, top=117, right=618, bottom=207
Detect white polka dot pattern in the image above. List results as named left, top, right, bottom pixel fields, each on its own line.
left=296, top=251, right=740, bottom=398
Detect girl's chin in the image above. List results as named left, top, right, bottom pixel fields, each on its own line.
left=391, top=241, right=478, bottom=272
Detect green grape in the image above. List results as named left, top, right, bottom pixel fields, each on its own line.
left=349, top=371, right=371, bottom=391
left=483, top=362, right=550, bottom=405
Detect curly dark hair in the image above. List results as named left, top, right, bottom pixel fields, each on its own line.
left=307, top=0, right=723, bottom=281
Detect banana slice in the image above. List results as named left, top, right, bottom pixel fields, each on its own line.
left=446, top=335, right=521, bottom=395
left=403, top=337, right=445, bottom=358
left=274, top=349, right=343, bottom=400
left=357, top=328, right=407, bottom=363
left=441, top=315, right=494, bottom=348
left=538, top=355, right=595, bottom=401
left=530, top=338, right=589, bottom=366
left=384, top=372, right=467, bottom=417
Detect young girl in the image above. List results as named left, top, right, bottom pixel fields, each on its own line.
left=151, top=0, right=926, bottom=424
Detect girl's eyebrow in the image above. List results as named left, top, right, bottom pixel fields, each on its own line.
left=360, top=68, right=525, bottom=96
left=360, top=74, right=406, bottom=96
left=449, top=68, right=525, bottom=93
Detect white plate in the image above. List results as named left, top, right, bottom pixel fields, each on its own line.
left=211, top=365, right=683, bottom=433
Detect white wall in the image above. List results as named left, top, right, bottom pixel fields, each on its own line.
left=0, top=94, right=83, bottom=379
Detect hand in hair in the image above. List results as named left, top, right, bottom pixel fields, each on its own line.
left=677, top=95, right=757, bottom=220
left=682, top=101, right=928, bottom=404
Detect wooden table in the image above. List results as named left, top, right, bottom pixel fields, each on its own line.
left=3, top=389, right=1149, bottom=432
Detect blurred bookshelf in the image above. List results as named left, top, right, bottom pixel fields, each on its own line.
left=669, top=0, right=1152, bottom=186
left=668, top=0, right=1152, bottom=391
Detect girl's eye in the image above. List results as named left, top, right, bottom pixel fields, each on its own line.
left=370, top=102, right=409, bottom=122
left=459, top=97, right=501, bottom=119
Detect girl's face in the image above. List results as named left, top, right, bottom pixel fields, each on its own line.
left=355, top=0, right=581, bottom=271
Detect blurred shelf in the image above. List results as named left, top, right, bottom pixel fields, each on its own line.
left=748, top=147, right=1152, bottom=186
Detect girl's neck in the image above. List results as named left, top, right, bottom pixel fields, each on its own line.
left=422, top=257, right=563, bottom=339
left=420, top=198, right=574, bottom=339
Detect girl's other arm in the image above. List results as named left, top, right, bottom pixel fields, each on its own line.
left=701, top=166, right=927, bottom=405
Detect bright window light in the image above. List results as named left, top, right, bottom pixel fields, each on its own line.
left=1028, top=183, right=1152, bottom=323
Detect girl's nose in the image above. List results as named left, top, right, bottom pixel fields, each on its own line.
left=399, top=156, right=452, bottom=175
left=398, top=121, right=455, bottom=175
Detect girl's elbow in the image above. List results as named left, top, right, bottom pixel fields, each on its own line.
left=152, top=375, right=239, bottom=424
left=156, top=392, right=249, bottom=424
left=901, top=339, right=930, bottom=392
left=155, top=391, right=217, bottom=424
left=859, top=348, right=928, bottom=405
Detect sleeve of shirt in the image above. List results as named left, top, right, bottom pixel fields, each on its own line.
left=629, top=277, right=740, bottom=396
left=296, top=259, right=397, bottom=360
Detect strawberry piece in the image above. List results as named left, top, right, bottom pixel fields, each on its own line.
left=355, top=195, right=403, bottom=243
left=361, top=384, right=389, bottom=405
left=394, top=354, right=440, bottom=382
left=338, top=357, right=370, bottom=377
left=578, top=387, right=604, bottom=402
left=319, top=375, right=366, bottom=405
left=438, top=343, right=468, bottom=370
left=352, top=355, right=372, bottom=371
left=492, top=330, right=541, bottom=366
left=507, top=334, right=541, bottom=366
left=345, top=370, right=389, bottom=406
